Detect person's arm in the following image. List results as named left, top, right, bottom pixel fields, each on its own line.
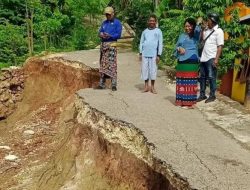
left=194, top=25, right=201, bottom=41
left=139, top=31, right=145, bottom=54
left=174, top=34, right=185, bottom=56
left=174, top=35, right=181, bottom=53
left=109, top=20, right=122, bottom=40
left=139, top=31, right=145, bottom=61
left=214, top=46, right=223, bottom=67
left=156, top=30, right=163, bottom=63
left=214, top=29, right=224, bottom=67
left=99, top=22, right=105, bottom=38
left=157, top=29, right=163, bottom=56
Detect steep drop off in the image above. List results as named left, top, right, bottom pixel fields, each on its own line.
left=0, top=58, right=190, bottom=190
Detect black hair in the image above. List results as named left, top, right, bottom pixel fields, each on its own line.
left=184, top=18, right=197, bottom=37
left=148, top=14, right=157, bottom=21
left=208, top=13, right=219, bottom=24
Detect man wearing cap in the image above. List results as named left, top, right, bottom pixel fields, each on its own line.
left=197, top=13, right=224, bottom=103
left=96, top=6, right=122, bottom=91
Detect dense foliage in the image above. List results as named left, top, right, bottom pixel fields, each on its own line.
left=155, top=0, right=250, bottom=76
left=0, top=0, right=110, bottom=67
left=183, top=0, right=250, bottom=76
left=1, top=0, right=249, bottom=77
left=119, top=1, right=154, bottom=50
left=110, top=0, right=250, bottom=75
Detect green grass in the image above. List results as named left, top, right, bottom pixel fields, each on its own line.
left=0, top=63, right=12, bottom=69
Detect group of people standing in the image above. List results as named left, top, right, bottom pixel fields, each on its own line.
left=175, top=13, right=224, bottom=108
left=96, top=6, right=224, bottom=109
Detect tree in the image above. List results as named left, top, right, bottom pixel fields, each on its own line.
left=0, top=0, right=26, bottom=25
left=25, top=0, right=36, bottom=56
left=183, top=0, right=233, bottom=17
left=0, top=22, right=27, bottom=65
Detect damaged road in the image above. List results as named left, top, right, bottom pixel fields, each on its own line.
left=0, top=55, right=180, bottom=190
left=63, top=49, right=250, bottom=190
left=0, top=49, right=250, bottom=190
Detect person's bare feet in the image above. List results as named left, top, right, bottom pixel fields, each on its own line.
left=150, top=88, right=157, bottom=94
left=181, top=105, right=194, bottom=109
left=142, top=87, right=149, bottom=93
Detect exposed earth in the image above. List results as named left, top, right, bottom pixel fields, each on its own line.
left=0, top=49, right=250, bottom=190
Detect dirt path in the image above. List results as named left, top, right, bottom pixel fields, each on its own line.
left=61, top=49, right=250, bottom=190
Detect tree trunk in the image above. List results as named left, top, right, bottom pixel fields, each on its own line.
left=30, top=8, right=34, bottom=55
left=25, top=0, right=32, bottom=56
left=25, top=0, right=34, bottom=56
left=43, top=35, right=47, bottom=51
left=154, top=0, right=160, bottom=10
left=176, top=0, right=183, bottom=9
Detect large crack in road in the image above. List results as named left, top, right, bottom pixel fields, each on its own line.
left=0, top=57, right=188, bottom=190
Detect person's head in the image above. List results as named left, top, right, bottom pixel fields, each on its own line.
left=104, top=7, right=114, bottom=20
left=147, top=14, right=157, bottom=29
left=207, top=13, right=219, bottom=29
left=184, top=18, right=196, bottom=37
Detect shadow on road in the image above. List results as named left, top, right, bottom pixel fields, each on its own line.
left=164, top=96, right=175, bottom=105
left=134, top=83, right=144, bottom=91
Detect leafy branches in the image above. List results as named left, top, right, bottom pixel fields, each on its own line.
left=0, top=22, right=27, bottom=65
left=159, top=11, right=185, bottom=66
left=219, top=8, right=250, bottom=76
left=110, top=0, right=154, bottom=50
left=155, top=0, right=250, bottom=77
left=0, top=0, right=111, bottom=66
left=183, top=0, right=233, bottom=17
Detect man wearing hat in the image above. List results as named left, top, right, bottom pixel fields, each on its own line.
left=198, top=13, right=224, bottom=103
left=96, top=6, right=122, bottom=91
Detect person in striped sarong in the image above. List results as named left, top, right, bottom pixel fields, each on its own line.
left=174, top=18, right=200, bottom=108
left=96, top=7, right=122, bottom=91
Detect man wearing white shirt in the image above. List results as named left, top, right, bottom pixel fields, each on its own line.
left=198, top=13, right=224, bottom=103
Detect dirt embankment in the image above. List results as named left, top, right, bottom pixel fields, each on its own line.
left=0, top=58, right=190, bottom=190
left=0, top=67, right=24, bottom=119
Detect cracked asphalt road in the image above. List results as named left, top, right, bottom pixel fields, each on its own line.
left=60, top=49, right=250, bottom=190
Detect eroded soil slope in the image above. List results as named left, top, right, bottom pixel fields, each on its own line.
left=0, top=58, right=185, bottom=190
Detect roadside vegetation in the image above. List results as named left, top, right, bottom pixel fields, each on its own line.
left=0, top=0, right=249, bottom=76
